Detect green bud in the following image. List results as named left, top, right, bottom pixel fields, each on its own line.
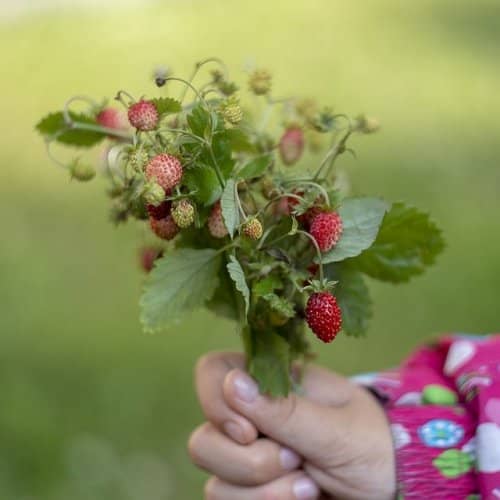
left=69, top=160, right=96, bottom=182
left=354, top=114, right=380, bottom=134
left=309, top=107, right=336, bottom=133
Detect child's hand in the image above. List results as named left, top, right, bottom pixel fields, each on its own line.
left=188, top=352, right=396, bottom=500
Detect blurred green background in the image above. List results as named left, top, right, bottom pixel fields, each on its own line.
left=1, top=0, right=499, bottom=498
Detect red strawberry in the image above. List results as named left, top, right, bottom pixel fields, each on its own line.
left=96, top=107, right=128, bottom=131
left=207, top=201, right=228, bottom=238
left=150, top=215, right=179, bottom=240
left=279, top=127, right=304, bottom=166
left=139, top=246, right=162, bottom=273
left=305, top=292, right=342, bottom=343
left=147, top=199, right=171, bottom=220
left=127, top=100, right=159, bottom=131
left=309, top=211, right=343, bottom=252
left=297, top=205, right=324, bottom=230
left=145, top=154, right=183, bottom=192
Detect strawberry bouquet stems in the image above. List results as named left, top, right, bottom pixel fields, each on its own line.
left=36, top=59, right=444, bottom=396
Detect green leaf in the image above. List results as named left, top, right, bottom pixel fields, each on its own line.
left=432, top=449, right=473, bottom=478
left=238, top=155, right=272, bottom=180
left=354, top=202, right=445, bottom=283
left=184, top=165, right=222, bottom=206
left=36, top=111, right=105, bottom=147
left=322, top=197, right=390, bottom=264
left=221, top=179, right=240, bottom=238
left=151, top=97, right=182, bottom=117
left=246, top=328, right=291, bottom=396
left=253, top=276, right=283, bottom=298
left=227, top=255, right=250, bottom=315
left=187, top=103, right=210, bottom=138
left=327, top=264, right=373, bottom=337
left=211, top=131, right=235, bottom=178
left=140, top=248, right=221, bottom=333
left=206, top=262, right=240, bottom=321
left=222, top=128, right=256, bottom=153
left=261, top=293, right=295, bottom=319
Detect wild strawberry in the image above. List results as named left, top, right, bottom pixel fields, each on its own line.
left=309, top=211, right=343, bottom=252
left=150, top=215, right=179, bottom=240
left=305, top=292, right=342, bottom=343
left=207, top=201, right=228, bottom=238
left=297, top=205, right=324, bottom=229
left=69, top=161, right=95, bottom=182
left=127, top=100, right=159, bottom=131
left=248, top=69, right=272, bottom=95
left=242, top=218, right=263, bottom=240
left=96, top=107, right=128, bottom=131
left=279, top=126, right=304, bottom=166
left=220, top=95, right=243, bottom=125
left=147, top=199, right=171, bottom=220
left=143, top=181, right=165, bottom=206
left=145, top=154, right=183, bottom=192
left=139, top=246, right=162, bottom=273
left=171, top=199, right=195, bottom=228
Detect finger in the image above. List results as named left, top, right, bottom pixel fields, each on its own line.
left=188, top=422, right=302, bottom=486
left=195, top=352, right=258, bottom=444
left=204, top=472, right=320, bottom=500
left=223, top=369, right=347, bottom=460
left=299, top=364, right=354, bottom=407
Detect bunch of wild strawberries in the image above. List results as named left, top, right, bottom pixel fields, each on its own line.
left=37, top=59, right=443, bottom=395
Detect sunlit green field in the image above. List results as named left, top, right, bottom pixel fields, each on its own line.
left=0, top=1, right=499, bottom=498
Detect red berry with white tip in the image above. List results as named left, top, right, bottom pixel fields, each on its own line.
left=279, top=127, right=304, bottom=166
left=127, top=100, right=159, bottom=131
left=150, top=215, right=179, bottom=240
left=305, top=292, right=342, bottom=343
left=207, top=201, right=228, bottom=238
left=309, top=211, right=343, bottom=252
left=145, top=154, right=183, bottom=192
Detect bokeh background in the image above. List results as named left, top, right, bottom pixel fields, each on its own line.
left=1, top=0, right=499, bottom=498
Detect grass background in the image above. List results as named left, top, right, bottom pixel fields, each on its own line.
left=0, top=0, right=499, bottom=498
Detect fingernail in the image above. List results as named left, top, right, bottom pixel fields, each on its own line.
left=293, top=477, right=319, bottom=500
left=223, top=421, right=244, bottom=443
left=232, top=372, right=258, bottom=403
left=280, top=447, right=301, bottom=470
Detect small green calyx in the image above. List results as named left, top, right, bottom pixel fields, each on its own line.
left=69, top=160, right=96, bottom=181
left=309, top=107, right=336, bottom=133
left=143, top=180, right=165, bottom=206
left=303, top=278, right=337, bottom=294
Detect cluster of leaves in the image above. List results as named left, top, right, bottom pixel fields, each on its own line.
left=36, top=59, right=445, bottom=396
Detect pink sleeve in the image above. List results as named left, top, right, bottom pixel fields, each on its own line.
left=354, top=334, right=500, bottom=500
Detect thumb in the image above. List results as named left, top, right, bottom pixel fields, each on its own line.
left=223, top=369, right=347, bottom=460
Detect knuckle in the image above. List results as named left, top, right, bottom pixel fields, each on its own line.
left=261, top=486, right=280, bottom=500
